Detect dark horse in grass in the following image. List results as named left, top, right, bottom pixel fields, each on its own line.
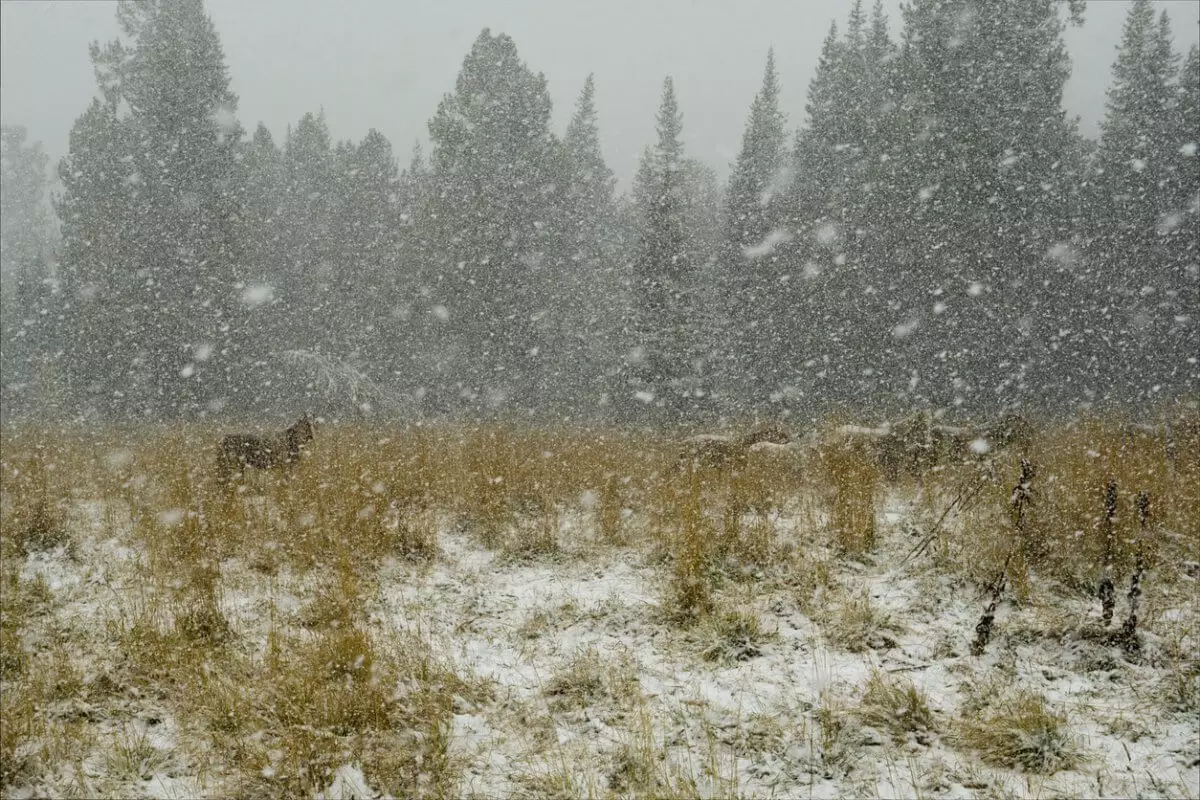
left=217, top=414, right=315, bottom=484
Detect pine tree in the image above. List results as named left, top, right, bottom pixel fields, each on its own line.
left=1168, top=46, right=1199, bottom=388
left=1090, top=2, right=1191, bottom=403
left=628, top=77, right=712, bottom=423
left=332, top=129, right=403, bottom=372
left=241, top=123, right=285, bottom=272
left=556, top=74, right=622, bottom=416
left=232, top=122, right=294, bottom=416
left=425, top=29, right=566, bottom=417
left=776, top=19, right=862, bottom=414
left=772, top=4, right=909, bottom=416
left=55, top=99, right=137, bottom=418
left=277, top=111, right=339, bottom=355
left=57, top=0, right=246, bottom=419
left=564, top=75, right=617, bottom=258
left=1177, top=46, right=1200, bottom=199
left=0, top=126, right=58, bottom=419
left=884, top=0, right=1084, bottom=415
left=721, top=49, right=788, bottom=408
left=845, top=0, right=908, bottom=413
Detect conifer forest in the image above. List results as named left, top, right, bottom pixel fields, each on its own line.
left=1, top=0, right=1194, bottom=426
left=1, top=2, right=1198, bottom=798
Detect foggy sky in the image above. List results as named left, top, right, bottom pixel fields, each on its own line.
left=2, top=0, right=1198, bottom=189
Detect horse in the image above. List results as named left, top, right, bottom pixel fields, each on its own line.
left=678, top=423, right=792, bottom=477
left=217, top=414, right=315, bottom=484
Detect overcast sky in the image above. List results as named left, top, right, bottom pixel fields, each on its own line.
left=2, top=0, right=1198, bottom=189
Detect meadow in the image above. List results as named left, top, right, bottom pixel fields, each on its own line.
left=1, top=413, right=1198, bottom=798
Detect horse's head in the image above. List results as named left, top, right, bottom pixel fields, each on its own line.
left=289, top=413, right=316, bottom=446
left=744, top=423, right=791, bottom=447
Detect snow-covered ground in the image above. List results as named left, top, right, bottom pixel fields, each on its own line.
left=4, top=488, right=1199, bottom=799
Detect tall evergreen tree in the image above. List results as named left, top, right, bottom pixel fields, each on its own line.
left=721, top=49, right=788, bottom=408
left=0, top=126, right=59, bottom=419
left=331, top=129, right=403, bottom=372
left=563, top=75, right=617, bottom=261
left=232, top=121, right=295, bottom=416
left=776, top=18, right=872, bottom=414
left=628, top=77, right=713, bottom=423
left=240, top=122, right=285, bottom=276
left=1169, top=45, right=1200, bottom=385
left=271, top=110, right=344, bottom=380
left=555, top=74, right=622, bottom=416
left=884, top=0, right=1084, bottom=415
left=425, top=29, right=566, bottom=417
left=767, top=4, right=905, bottom=416
left=57, top=0, right=246, bottom=419
left=55, top=99, right=137, bottom=418
left=1090, top=2, right=1192, bottom=403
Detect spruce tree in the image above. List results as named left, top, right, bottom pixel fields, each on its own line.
left=425, top=29, right=565, bottom=417
left=721, top=49, right=788, bottom=409
left=886, top=0, right=1083, bottom=415
left=628, top=77, right=711, bottom=423
left=0, top=127, right=58, bottom=419
left=56, top=99, right=137, bottom=418
left=277, top=111, right=340, bottom=359
left=233, top=122, right=294, bottom=416
left=557, top=74, right=621, bottom=416
left=56, top=0, right=246, bottom=419
left=564, top=75, right=617, bottom=258
left=776, top=20, right=861, bottom=414
left=241, top=122, right=285, bottom=275
left=1090, top=2, right=1191, bottom=403
left=390, top=141, right=437, bottom=405
left=332, top=129, right=403, bottom=372
left=1169, top=46, right=1199, bottom=389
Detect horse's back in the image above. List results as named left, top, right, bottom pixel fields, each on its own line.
left=221, top=433, right=265, bottom=456
left=218, top=432, right=280, bottom=474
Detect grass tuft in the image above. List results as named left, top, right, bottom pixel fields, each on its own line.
left=821, top=589, right=902, bottom=653
left=819, top=438, right=879, bottom=555
left=543, top=648, right=640, bottom=717
left=856, top=670, right=938, bottom=743
left=955, top=690, right=1081, bottom=774
left=695, top=607, right=775, bottom=664
left=1, top=444, right=70, bottom=556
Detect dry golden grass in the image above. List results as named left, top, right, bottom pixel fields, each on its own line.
left=820, top=587, right=904, bottom=653
left=954, top=689, right=1081, bottom=774
left=543, top=647, right=641, bottom=717
left=817, top=437, right=880, bottom=555
left=945, top=412, right=1199, bottom=600
left=0, top=439, right=70, bottom=558
left=0, top=423, right=511, bottom=796
left=1, top=412, right=1195, bottom=794
left=663, top=474, right=716, bottom=623
left=693, top=604, right=776, bottom=664
left=856, top=670, right=938, bottom=743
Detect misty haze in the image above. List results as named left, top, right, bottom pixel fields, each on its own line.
left=1, top=0, right=1198, bottom=797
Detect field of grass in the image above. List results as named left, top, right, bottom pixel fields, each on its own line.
left=1, top=414, right=1198, bottom=798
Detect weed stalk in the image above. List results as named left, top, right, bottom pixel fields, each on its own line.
left=1099, top=481, right=1117, bottom=626
left=971, top=459, right=1033, bottom=656
left=1114, top=490, right=1148, bottom=653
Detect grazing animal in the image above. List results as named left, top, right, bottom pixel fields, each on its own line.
left=829, top=411, right=1034, bottom=483
left=873, top=412, right=934, bottom=482
left=985, top=411, right=1035, bottom=453
left=930, top=423, right=987, bottom=464
left=1166, top=412, right=1200, bottom=471
left=678, top=423, right=792, bottom=476
left=217, top=414, right=315, bottom=483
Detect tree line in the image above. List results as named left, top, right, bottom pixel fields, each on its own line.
left=1, top=0, right=1196, bottom=425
